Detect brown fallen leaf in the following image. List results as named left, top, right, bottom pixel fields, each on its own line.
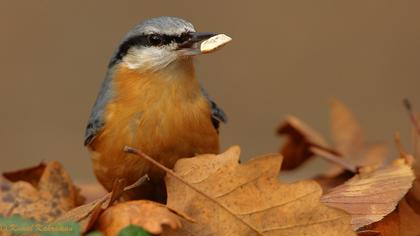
left=0, top=161, right=82, bottom=222
left=402, top=105, right=420, bottom=216
left=3, top=163, right=46, bottom=187
left=315, top=99, right=389, bottom=190
left=97, top=200, right=183, bottom=236
left=163, top=146, right=355, bottom=236
left=314, top=145, right=388, bottom=191
left=366, top=198, right=420, bottom=236
left=406, top=111, right=420, bottom=208
left=277, top=115, right=337, bottom=170
left=320, top=154, right=415, bottom=230
left=313, top=164, right=355, bottom=192
left=55, top=175, right=149, bottom=233
left=364, top=135, right=420, bottom=236
left=403, top=130, right=420, bottom=216
left=55, top=193, right=109, bottom=232
left=330, top=99, right=364, bottom=157
left=329, top=99, right=388, bottom=168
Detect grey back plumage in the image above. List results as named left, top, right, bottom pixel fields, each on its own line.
left=84, top=67, right=115, bottom=145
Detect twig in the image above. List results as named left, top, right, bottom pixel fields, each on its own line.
left=108, top=178, right=126, bottom=207
left=108, top=175, right=150, bottom=207
left=124, top=146, right=263, bottom=236
left=124, top=174, right=150, bottom=191
left=310, top=147, right=358, bottom=173
left=403, top=98, right=420, bottom=135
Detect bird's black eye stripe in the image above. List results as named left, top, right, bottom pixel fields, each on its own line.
left=148, top=34, right=163, bottom=46
left=176, top=33, right=191, bottom=44
left=110, top=35, right=149, bottom=67
left=159, top=33, right=191, bottom=45
left=109, top=33, right=192, bottom=67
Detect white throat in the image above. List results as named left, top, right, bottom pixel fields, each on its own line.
left=122, top=45, right=181, bottom=72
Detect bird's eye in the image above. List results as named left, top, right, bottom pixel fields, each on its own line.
left=175, top=33, right=190, bottom=44
left=148, top=34, right=163, bottom=46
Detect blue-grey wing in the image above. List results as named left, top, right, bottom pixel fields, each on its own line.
left=200, top=86, right=227, bottom=130
left=84, top=70, right=114, bottom=146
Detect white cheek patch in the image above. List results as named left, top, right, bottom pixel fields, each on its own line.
left=123, top=45, right=178, bottom=71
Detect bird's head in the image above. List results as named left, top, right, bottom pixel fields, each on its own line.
left=109, top=16, right=223, bottom=72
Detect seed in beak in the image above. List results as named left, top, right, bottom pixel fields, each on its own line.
left=200, top=34, right=232, bottom=54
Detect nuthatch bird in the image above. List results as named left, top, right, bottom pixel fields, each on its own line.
left=84, top=16, right=228, bottom=199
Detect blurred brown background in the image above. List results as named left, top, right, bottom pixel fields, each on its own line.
left=1, top=1, right=419, bottom=183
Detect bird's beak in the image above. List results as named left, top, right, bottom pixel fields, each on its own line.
left=177, top=32, right=218, bottom=56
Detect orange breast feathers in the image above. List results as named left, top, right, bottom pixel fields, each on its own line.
left=88, top=62, right=219, bottom=191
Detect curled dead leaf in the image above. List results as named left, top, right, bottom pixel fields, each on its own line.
left=0, top=161, right=82, bottom=222
left=321, top=156, right=415, bottom=230
left=277, top=115, right=335, bottom=170
left=97, top=200, right=183, bottom=236
left=315, top=99, right=389, bottom=191
left=55, top=175, right=149, bottom=233
left=330, top=99, right=364, bottom=156
left=55, top=193, right=109, bottom=233
left=367, top=198, right=420, bottom=236
left=364, top=136, right=420, bottom=236
left=165, top=146, right=355, bottom=236
left=329, top=99, right=388, bottom=168
left=362, top=137, right=420, bottom=236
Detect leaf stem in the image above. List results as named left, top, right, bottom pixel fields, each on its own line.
left=310, top=147, right=358, bottom=173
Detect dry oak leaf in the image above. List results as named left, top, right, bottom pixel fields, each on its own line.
left=55, top=175, right=148, bottom=233
left=330, top=98, right=364, bottom=157
left=365, top=142, right=420, bottom=236
left=277, top=115, right=336, bottom=170
left=315, top=99, right=389, bottom=191
left=165, top=146, right=355, bottom=236
left=366, top=198, right=420, bottom=236
left=97, top=200, right=183, bottom=236
left=0, top=162, right=81, bottom=222
left=329, top=99, right=388, bottom=168
left=364, top=121, right=420, bottom=236
left=55, top=192, right=110, bottom=233
left=320, top=157, right=415, bottom=230
left=311, top=147, right=355, bottom=191
left=406, top=118, right=420, bottom=215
